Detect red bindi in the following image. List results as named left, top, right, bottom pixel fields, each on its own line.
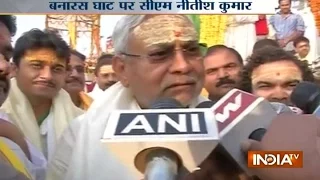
left=174, top=30, right=182, bottom=37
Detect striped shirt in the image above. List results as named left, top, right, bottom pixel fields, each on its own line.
left=269, top=12, right=305, bottom=40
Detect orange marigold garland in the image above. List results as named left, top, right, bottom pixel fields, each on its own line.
left=309, top=0, right=320, bottom=35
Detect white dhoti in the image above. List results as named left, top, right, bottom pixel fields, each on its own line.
left=225, top=15, right=259, bottom=61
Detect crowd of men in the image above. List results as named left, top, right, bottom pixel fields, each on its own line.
left=0, top=1, right=320, bottom=179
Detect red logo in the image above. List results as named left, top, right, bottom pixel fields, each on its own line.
left=213, top=90, right=257, bottom=132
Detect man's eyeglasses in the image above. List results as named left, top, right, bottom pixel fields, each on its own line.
left=120, top=44, right=206, bottom=63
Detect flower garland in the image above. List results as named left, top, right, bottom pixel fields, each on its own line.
left=309, top=0, right=320, bottom=34
left=199, top=15, right=228, bottom=47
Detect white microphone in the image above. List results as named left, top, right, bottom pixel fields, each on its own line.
left=100, top=98, right=220, bottom=179
left=197, top=89, right=278, bottom=174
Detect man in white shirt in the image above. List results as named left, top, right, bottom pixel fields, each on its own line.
left=1, top=29, right=84, bottom=161
left=88, top=54, right=118, bottom=100
left=47, top=14, right=210, bottom=180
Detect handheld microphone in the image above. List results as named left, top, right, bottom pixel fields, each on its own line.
left=269, top=102, right=304, bottom=114
left=196, top=89, right=278, bottom=174
left=143, top=98, right=182, bottom=180
left=291, top=81, right=320, bottom=115
left=101, top=98, right=220, bottom=179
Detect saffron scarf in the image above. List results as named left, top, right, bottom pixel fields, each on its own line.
left=79, top=91, right=93, bottom=110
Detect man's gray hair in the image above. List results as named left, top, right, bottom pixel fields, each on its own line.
left=112, top=15, right=146, bottom=54
left=111, top=15, right=194, bottom=54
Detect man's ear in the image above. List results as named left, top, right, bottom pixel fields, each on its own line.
left=112, top=55, right=129, bottom=87
left=10, top=63, right=18, bottom=77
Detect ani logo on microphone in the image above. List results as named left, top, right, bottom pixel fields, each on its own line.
left=247, top=151, right=303, bottom=168
left=114, top=112, right=207, bottom=135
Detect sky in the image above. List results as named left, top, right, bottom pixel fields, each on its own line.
left=13, top=15, right=123, bottom=56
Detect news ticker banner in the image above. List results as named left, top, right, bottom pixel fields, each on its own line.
left=0, top=0, right=278, bottom=14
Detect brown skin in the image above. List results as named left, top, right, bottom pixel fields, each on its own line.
left=242, top=114, right=320, bottom=180
left=0, top=18, right=31, bottom=164
left=112, top=37, right=204, bottom=108
left=0, top=22, right=12, bottom=106
left=96, top=64, right=118, bottom=91
left=0, top=22, right=13, bottom=62
left=64, top=54, right=85, bottom=107
left=183, top=145, right=252, bottom=180
left=251, top=60, right=302, bottom=106
left=0, top=120, right=31, bottom=161
left=204, top=50, right=242, bottom=101
left=15, top=49, right=67, bottom=122
left=0, top=18, right=32, bottom=169
left=113, top=15, right=246, bottom=179
left=295, top=41, right=310, bottom=59
left=0, top=53, right=10, bottom=105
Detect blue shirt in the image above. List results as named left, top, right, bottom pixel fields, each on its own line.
left=270, top=12, right=305, bottom=40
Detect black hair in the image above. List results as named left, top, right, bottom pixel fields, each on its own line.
left=279, top=0, right=291, bottom=4
left=13, top=28, right=70, bottom=66
left=205, top=44, right=243, bottom=64
left=253, top=39, right=280, bottom=53
left=94, top=53, right=114, bottom=75
left=70, top=49, right=86, bottom=61
left=0, top=15, right=17, bottom=36
left=293, top=36, right=309, bottom=47
left=240, top=46, right=314, bottom=92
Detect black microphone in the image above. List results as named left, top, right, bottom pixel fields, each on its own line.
left=149, top=98, right=183, bottom=109
left=290, top=81, right=320, bottom=114
left=196, top=101, right=217, bottom=108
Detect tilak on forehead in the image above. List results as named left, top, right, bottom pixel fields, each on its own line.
left=132, top=15, right=198, bottom=47
left=251, top=66, right=302, bottom=85
left=99, top=65, right=114, bottom=74
left=24, top=48, right=66, bottom=67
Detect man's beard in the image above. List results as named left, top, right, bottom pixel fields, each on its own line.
left=0, top=75, right=9, bottom=105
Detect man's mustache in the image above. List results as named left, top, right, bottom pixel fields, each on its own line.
left=105, top=81, right=117, bottom=87
left=0, top=75, right=9, bottom=93
left=66, top=77, right=83, bottom=84
left=216, top=77, right=236, bottom=87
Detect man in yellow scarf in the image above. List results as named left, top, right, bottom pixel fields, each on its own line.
left=1, top=29, right=84, bottom=162
left=64, top=49, right=93, bottom=110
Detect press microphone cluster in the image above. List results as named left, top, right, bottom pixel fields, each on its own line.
left=101, top=98, right=219, bottom=179
left=195, top=89, right=281, bottom=174
left=101, top=87, right=303, bottom=179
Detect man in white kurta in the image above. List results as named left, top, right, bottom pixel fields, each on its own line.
left=225, top=15, right=259, bottom=61
left=47, top=15, right=210, bottom=180
left=1, top=29, right=84, bottom=164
